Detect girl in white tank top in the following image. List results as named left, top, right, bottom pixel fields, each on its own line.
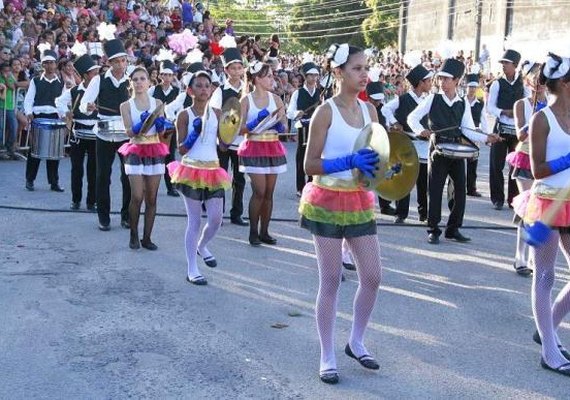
left=237, top=61, right=288, bottom=246
left=119, top=67, right=170, bottom=251
left=166, top=68, right=230, bottom=285
left=298, top=44, right=383, bottom=384
left=517, top=54, right=570, bottom=374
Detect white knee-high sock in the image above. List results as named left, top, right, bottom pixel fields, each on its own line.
left=183, top=197, right=203, bottom=279
left=197, top=198, right=223, bottom=259
left=346, top=235, right=382, bottom=357
left=531, top=231, right=569, bottom=367
left=313, top=235, right=343, bottom=372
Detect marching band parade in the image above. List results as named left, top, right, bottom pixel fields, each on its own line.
left=1, top=0, right=570, bottom=396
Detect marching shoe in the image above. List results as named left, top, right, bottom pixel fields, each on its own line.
left=25, top=181, right=34, bottom=191
left=445, top=231, right=471, bottom=243
left=427, top=233, right=440, bottom=245
left=50, top=184, right=64, bottom=192
left=140, top=240, right=158, bottom=251
left=167, top=189, right=180, bottom=197
left=380, top=205, right=397, bottom=216
left=98, top=223, right=110, bottom=232
left=70, top=202, right=80, bottom=210
left=230, top=216, right=248, bottom=226
left=120, top=220, right=130, bottom=229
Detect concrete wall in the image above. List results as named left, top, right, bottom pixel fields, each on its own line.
left=402, top=0, right=570, bottom=71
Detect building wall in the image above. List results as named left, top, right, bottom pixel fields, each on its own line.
left=403, top=0, right=570, bottom=69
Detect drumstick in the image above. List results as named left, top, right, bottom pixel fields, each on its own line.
left=433, top=125, right=503, bottom=139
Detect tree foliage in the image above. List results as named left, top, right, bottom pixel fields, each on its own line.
left=362, top=0, right=399, bottom=48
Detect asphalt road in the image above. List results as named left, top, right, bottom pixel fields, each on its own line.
left=0, top=142, right=569, bottom=399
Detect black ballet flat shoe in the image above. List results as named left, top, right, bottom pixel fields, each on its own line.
left=129, top=237, right=140, bottom=250
left=533, top=330, right=570, bottom=359
left=186, top=275, right=208, bottom=286
left=319, top=369, right=339, bottom=384
left=345, top=344, right=380, bottom=370
left=343, top=262, right=356, bottom=271
left=140, top=240, right=158, bottom=251
left=513, top=262, right=532, bottom=276
left=249, top=234, right=262, bottom=247
left=197, top=251, right=217, bottom=268
left=259, top=234, right=277, bottom=245
left=540, top=358, right=570, bottom=376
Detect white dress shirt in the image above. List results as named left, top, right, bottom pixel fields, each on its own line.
left=408, top=91, right=488, bottom=143
left=164, top=91, right=189, bottom=121
left=468, top=97, right=490, bottom=138
left=79, top=69, right=128, bottom=116
left=209, top=80, right=244, bottom=110
left=486, top=73, right=527, bottom=126
left=381, top=90, right=424, bottom=128
left=286, top=84, right=317, bottom=120
left=55, top=82, right=99, bottom=126
left=23, top=74, right=62, bottom=116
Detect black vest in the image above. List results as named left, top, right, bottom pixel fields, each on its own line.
left=183, top=94, right=193, bottom=108
left=428, top=94, right=465, bottom=140
left=395, top=92, right=428, bottom=132
left=221, top=85, right=241, bottom=105
left=297, top=86, right=321, bottom=119
left=98, top=73, right=129, bottom=116
left=71, top=85, right=97, bottom=126
left=496, top=76, right=524, bottom=110
left=152, top=85, right=179, bottom=105
left=470, top=99, right=484, bottom=127
left=375, top=105, right=387, bottom=129
left=33, top=77, right=63, bottom=107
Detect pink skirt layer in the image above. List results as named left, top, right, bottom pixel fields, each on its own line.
left=237, top=140, right=286, bottom=158
left=118, top=142, right=169, bottom=158
left=513, top=190, right=570, bottom=227
left=167, top=161, right=230, bottom=191
left=506, top=151, right=531, bottom=170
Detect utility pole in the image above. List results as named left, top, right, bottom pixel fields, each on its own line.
left=398, top=0, right=409, bottom=54
left=447, top=0, right=456, bottom=40
left=474, top=0, right=483, bottom=61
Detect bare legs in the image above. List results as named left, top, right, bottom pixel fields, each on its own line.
left=128, top=174, right=161, bottom=248
left=248, top=173, right=278, bottom=242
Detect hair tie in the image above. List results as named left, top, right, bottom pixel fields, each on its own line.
left=544, top=52, right=570, bottom=79
left=249, top=61, right=263, bottom=75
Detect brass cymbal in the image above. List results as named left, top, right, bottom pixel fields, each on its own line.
left=375, top=130, right=419, bottom=201
left=140, top=103, right=165, bottom=135
left=219, top=97, right=242, bottom=145
left=352, top=122, right=390, bottom=189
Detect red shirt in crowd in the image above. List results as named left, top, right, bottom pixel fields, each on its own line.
left=114, top=7, right=129, bottom=24
left=170, top=13, right=182, bottom=32
left=210, top=41, right=223, bottom=56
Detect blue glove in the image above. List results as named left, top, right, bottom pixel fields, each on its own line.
left=322, top=148, right=379, bottom=178
left=246, top=108, right=269, bottom=131
left=524, top=221, right=552, bottom=247
left=163, top=119, right=175, bottom=132
left=547, top=153, right=570, bottom=174
left=272, top=121, right=286, bottom=133
left=535, top=100, right=547, bottom=112
left=182, top=117, right=203, bottom=150
left=154, top=116, right=166, bottom=132
left=132, top=110, right=151, bottom=135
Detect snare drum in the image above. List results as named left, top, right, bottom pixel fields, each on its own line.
left=74, top=121, right=97, bottom=140
left=434, top=143, right=479, bottom=160
left=97, top=117, right=128, bottom=142
left=413, top=140, right=429, bottom=164
left=30, top=118, right=68, bottom=160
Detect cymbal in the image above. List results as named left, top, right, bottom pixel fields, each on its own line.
left=219, top=97, right=241, bottom=145
left=140, top=103, right=165, bottom=135
left=375, top=130, right=419, bottom=201
left=352, top=122, right=390, bottom=189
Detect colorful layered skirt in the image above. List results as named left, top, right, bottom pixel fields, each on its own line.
left=513, top=182, right=570, bottom=228
left=299, top=176, right=376, bottom=238
left=507, top=141, right=533, bottom=180
left=118, top=135, right=169, bottom=176
left=237, top=133, right=287, bottom=174
left=167, top=157, right=230, bottom=201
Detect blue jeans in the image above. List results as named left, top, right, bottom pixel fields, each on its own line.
left=0, top=109, right=17, bottom=152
